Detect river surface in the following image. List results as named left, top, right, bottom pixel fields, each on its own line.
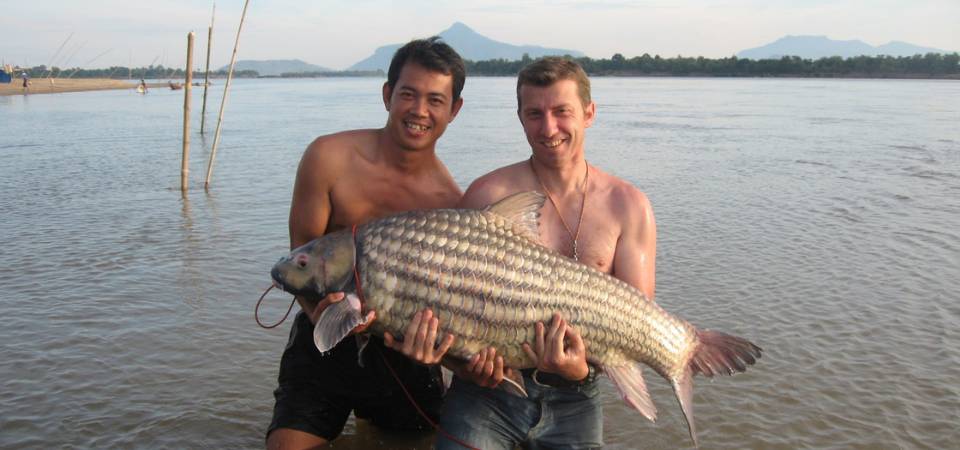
left=2, top=76, right=958, bottom=449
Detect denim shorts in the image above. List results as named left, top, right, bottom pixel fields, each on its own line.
left=435, top=374, right=603, bottom=450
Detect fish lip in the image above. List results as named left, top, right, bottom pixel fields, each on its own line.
left=270, top=267, right=285, bottom=291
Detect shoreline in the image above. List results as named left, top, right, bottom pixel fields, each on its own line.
left=0, top=78, right=140, bottom=96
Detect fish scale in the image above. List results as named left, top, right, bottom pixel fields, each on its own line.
left=271, top=191, right=761, bottom=444
left=355, top=207, right=688, bottom=373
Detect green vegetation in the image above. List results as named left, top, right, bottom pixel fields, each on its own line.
left=466, top=52, right=960, bottom=78
left=15, top=65, right=260, bottom=80
left=14, top=52, right=958, bottom=80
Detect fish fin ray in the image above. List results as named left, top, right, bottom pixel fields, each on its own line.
left=355, top=333, right=372, bottom=367
left=672, top=368, right=698, bottom=446
left=604, top=363, right=657, bottom=422
left=313, top=293, right=366, bottom=352
left=690, top=330, right=762, bottom=378
left=483, top=191, right=544, bottom=245
left=500, top=371, right=528, bottom=397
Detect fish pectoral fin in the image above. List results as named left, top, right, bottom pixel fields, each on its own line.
left=313, top=293, right=367, bottom=352
left=500, top=368, right=528, bottom=397
left=604, top=363, right=658, bottom=423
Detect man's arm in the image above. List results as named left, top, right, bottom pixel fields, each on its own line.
left=288, top=138, right=348, bottom=325
left=609, top=185, right=657, bottom=300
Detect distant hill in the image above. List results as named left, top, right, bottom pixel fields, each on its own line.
left=217, top=59, right=332, bottom=76
left=738, top=36, right=954, bottom=60
left=348, top=22, right=584, bottom=71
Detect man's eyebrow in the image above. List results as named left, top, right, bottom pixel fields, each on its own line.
left=397, top=84, right=450, bottom=99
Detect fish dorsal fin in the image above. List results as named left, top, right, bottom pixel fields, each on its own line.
left=483, top=191, right=545, bottom=245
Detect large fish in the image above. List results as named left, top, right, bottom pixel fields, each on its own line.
left=271, top=191, right=761, bottom=444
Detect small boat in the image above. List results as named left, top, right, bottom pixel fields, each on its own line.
left=169, top=82, right=183, bottom=90
left=137, top=84, right=147, bottom=94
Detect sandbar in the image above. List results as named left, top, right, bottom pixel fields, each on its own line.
left=0, top=78, right=143, bottom=96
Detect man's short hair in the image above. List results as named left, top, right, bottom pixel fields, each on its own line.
left=516, top=57, right=591, bottom=110
left=387, top=36, right=466, bottom=105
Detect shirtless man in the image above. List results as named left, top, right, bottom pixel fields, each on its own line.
left=390, top=57, right=657, bottom=450
left=265, top=37, right=465, bottom=450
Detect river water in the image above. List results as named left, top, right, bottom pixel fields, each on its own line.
left=1, top=77, right=958, bottom=449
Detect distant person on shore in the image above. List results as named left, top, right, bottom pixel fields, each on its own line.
left=265, top=37, right=466, bottom=450
left=22, top=72, right=28, bottom=91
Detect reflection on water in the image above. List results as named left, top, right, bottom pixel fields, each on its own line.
left=1, top=78, right=958, bottom=449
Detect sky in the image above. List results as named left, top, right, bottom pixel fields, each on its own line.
left=2, top=0, right=958, bottom=71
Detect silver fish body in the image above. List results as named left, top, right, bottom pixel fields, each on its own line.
left=271, top=191, right=761, bottom=444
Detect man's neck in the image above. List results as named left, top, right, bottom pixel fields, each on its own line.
left=530, top=155, right=588, bottom=196
left=375, top=130, right=438, bottom=174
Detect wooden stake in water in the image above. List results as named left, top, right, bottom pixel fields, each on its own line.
left=201, top=3, right=215, bottom=135
left=182, top=31, right=195, bottom=193
left=205, top=0, right=250, bottom=189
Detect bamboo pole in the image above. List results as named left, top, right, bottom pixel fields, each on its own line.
left=182, top=31, right=195, bottom=194
left=43, top=31, right=73, bottom=79
left=205, top=0, right=250, bottom=189
left=66, top=49, right=112, bottom=79
left=201, top=3, right=216, bottom=134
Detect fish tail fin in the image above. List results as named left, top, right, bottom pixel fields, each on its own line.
left=673, top=329, right=762, bottom=445
left=690, top=330, right=763, bottom=378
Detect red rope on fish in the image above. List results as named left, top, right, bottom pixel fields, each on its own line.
left=353, top=222, right=479, bottom=449
left=255, top=284, right=297, bottom=329
left=373, top=344, right=482, bottom=450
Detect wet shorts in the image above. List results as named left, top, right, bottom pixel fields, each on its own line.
left=267, top=312, right=445, bottom=441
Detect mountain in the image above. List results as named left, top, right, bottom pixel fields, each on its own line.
left=216, top=59, right=332, bottom=76
left=738, top=35, right=954, bottom=60
left=348, top=22, right=584, bottom=71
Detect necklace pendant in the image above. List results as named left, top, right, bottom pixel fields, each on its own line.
left=572, top=242, right=579, bottom=261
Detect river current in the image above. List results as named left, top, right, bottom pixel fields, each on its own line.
left=1, top=76, right=958, bottom=449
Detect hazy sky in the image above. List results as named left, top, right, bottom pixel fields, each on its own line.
left=3, top=0, right=958, bottom=71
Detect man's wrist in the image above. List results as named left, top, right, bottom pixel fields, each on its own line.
left=578, top=363, right=597, bottom=383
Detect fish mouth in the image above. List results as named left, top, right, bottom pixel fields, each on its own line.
left=270, top=266, right=285, bottom=291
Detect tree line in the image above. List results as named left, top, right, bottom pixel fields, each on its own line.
left=15, top=65, right=260, bottom=80
left=13, top=52, right=959, bottom=80
left=467, top=52, right=960, bottom=78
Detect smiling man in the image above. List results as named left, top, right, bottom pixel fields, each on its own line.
left=385, top=57, right=657, bottom=450
left=265, top=37, right=465, bottom=450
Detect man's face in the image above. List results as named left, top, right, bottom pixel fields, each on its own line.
left=382, top=62, right=463, bottom=152
left=518, top=79, right=595, bottom=167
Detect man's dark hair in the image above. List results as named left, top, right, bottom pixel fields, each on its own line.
left=387, top=36, right=466, bottom=105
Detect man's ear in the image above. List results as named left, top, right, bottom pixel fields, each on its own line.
left=583, top=101, right=596, bottom=128
left=382, top=82, right=392, bottom=111
left=449, top=97, right=464, bottom=123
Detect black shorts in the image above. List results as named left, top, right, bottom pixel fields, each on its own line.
left=267, top=312, right=446, bottom=441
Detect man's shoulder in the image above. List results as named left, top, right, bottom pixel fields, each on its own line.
left=307, top=129, right=379, bottom=154
left=473, top=162, right=528, bottom=186
left=458, top=161, right=530, bottom=208
left=300, top=129, right=380, bottom=167
left=588, top=166, right=652, bottom=224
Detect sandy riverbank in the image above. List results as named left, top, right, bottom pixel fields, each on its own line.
left=0, top=78, right=142, bottom=96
